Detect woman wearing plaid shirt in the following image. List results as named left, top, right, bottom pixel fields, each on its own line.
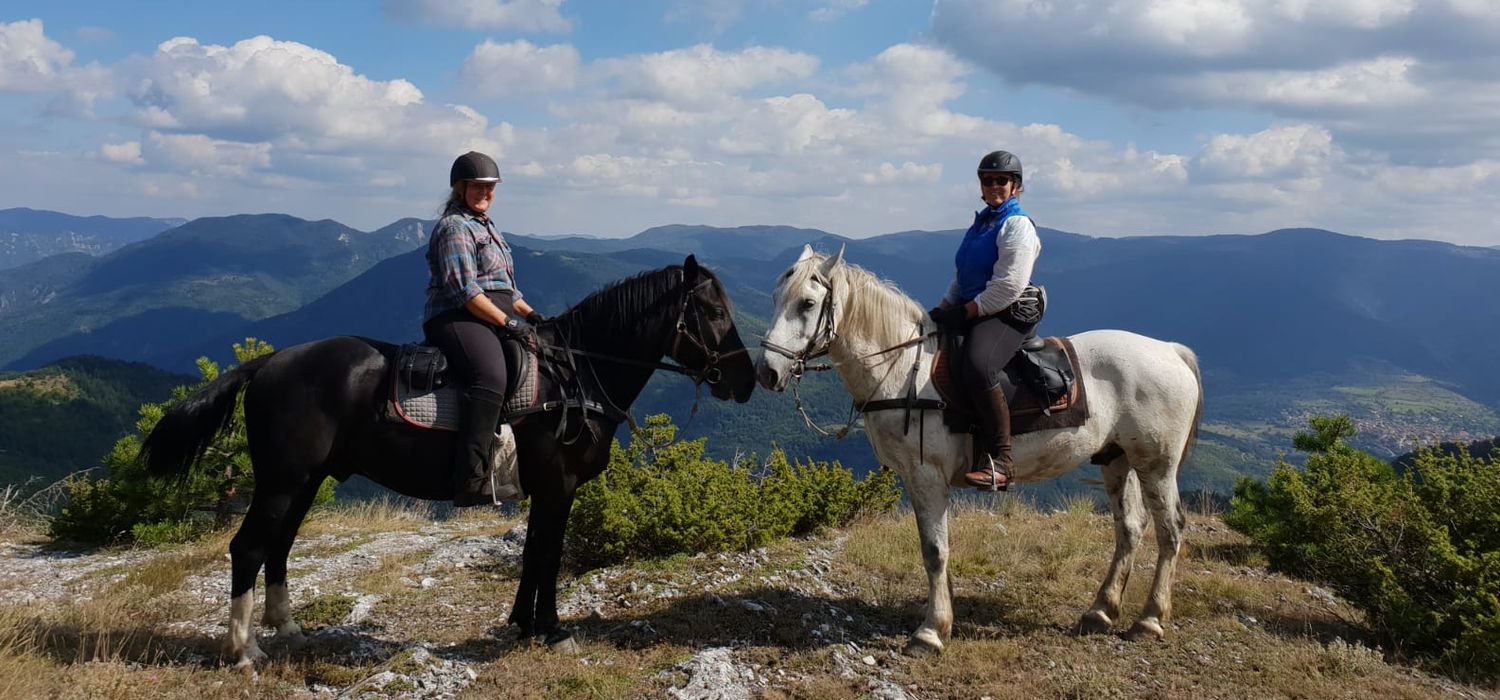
left=423, top=151, right=542, bottom=507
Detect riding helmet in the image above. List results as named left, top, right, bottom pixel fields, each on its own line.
left=449, top=151, right=502, bottom=187
left=977, top=150, right=1023, bottom=184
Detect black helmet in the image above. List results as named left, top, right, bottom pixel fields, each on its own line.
left=977, top=150, right=1022, bottom=183
left=450, top=151, right=502, bottom=187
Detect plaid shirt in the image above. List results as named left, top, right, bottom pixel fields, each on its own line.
left=424, top=208, right=523, bottom=322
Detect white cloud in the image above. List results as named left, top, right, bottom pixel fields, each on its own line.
left=125, top=36, right=493, bottom=160
left=1196, top=124, right=1339, bottom=179
left=0, top=19, right=111, bottom=111
left=143, top=132, right=272, bottom=177
left=809, top=0, right=869, bottom=21
left=383, top=0, right=571, bottom=32
left=99, top=141, right=143, bottom=165
left=460, top=40, right=580, bottom=96
left=931, top=0, right=1500, bottom=162
left=598, top=44, right=818, bottom=107
left=860, top=161, right=942, bottom=185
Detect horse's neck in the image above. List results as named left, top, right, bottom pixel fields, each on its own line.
left=826, top=276, right=926, bottom=401
left=561, top=315, right=668, bottom=408
left=827, top=322, right=925, bottom=403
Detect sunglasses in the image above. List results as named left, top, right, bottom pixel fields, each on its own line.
left=978, top=176, right=1013, bottom=187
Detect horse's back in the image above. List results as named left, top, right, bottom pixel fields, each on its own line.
left=1066, top=329, right=1200, bottom=448
left=245, top=335, right=393, bottom=428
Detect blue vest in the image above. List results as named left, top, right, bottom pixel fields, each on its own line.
left=954, top=198, right=1029, bottom=302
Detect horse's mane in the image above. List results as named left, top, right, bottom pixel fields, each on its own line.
left=783, top=254, right=925, bottom=352
left=559, top=265, right=720, bottom=348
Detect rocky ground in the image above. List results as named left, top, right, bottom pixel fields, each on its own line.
left=1, top=502, right=1496, bottom=699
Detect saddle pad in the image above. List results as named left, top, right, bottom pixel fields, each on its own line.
left=932, top=335, right=1089, bottom=437
left=389, top=350, right=539, bottom=431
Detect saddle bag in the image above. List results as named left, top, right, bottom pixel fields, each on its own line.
left=1006, top=285, right=1046, bottom=326
left=399, top=344, right=448, bottom=391
left=1015, top=340, right=1072, bottom=410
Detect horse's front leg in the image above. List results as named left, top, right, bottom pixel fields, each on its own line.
left=903, top=461, right=954, bottom=656
left=531, top=492, right=579, bottom=653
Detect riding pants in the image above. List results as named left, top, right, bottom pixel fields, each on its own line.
left=423, top=298, right=509, bottom=397
left=963, top=314, right=1034, bottom=389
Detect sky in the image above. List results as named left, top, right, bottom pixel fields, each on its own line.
left=2, top=0, right=1498, bottom=245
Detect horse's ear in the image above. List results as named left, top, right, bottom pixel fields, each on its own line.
left=683, top=254, right=700, bottom=281
left=796, top=244, right=816, bottom=262
left=816, top=244, right=844, bottom=280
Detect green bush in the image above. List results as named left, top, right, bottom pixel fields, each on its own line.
left=566, top=414, right=900, bottom=569
left=1226, top=414, right=1500, bottom=677
left=50, top=339, right=336, bottom=546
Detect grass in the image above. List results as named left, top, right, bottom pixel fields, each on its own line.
left=0, top=497, right=1494, bottom=699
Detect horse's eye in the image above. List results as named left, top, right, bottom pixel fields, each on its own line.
left=800, top=298, right=816, bottom=311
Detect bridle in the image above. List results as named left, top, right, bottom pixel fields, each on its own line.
left=759, top=269, right=934, bottom=438
left=758, top=272, right=839, bottom=378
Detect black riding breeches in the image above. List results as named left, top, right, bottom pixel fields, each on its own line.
left=964, top=314, right=1034, bottom=390
left=424, top=310, right=508, bottom=397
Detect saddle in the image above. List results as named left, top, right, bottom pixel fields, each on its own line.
left=385, top=337, right=539, bottom=431
left=931, top=333, right=1088, bottom=438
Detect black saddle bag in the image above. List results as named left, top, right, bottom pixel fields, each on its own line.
left=398, top=344, right=448, bottom=391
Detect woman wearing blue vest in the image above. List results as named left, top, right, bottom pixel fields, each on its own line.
left=928, top=150, right=1041, bottom=491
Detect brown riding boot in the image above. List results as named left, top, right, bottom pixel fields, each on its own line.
left=963, top=384, right=1014, bottom=491
left=453, top=387, right=506, bottom=507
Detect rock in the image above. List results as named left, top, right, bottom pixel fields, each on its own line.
left=861, top=655, right=877, bottom=666
left=667, top=647, right=753, bottom=700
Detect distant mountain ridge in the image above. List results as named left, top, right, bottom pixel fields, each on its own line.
left=3, top=210, right=1498, bottom=495
left=0, top=213, right=425, bottom=370
left=0, top=207, right=184, bottom=270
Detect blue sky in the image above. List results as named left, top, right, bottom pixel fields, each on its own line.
left=3, top=0, right=1498, bottom=244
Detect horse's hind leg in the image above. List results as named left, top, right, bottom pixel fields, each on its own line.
left=261, top=479, right=324, bottom=642
left=226, top=486, right=299, bottom=668
left=1079, top=458, right=1146, bottom=634
left=1125, top=459, right=1185, bottom=642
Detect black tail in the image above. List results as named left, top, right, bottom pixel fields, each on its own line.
left=143, top=354, right=276, bottom=477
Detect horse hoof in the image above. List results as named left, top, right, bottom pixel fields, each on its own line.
left=233, top=645, right=269, bottom=670
left=1124, top=619, right=1165, bottom=642
left=547, top=632, right=580, bottom=655
left=903, top=634, right=943, bottom=657
left=1077, top=611, right=1113, bottom=635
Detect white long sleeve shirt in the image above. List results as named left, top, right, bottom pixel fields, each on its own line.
left=944, top=213, right=1041, bottom=316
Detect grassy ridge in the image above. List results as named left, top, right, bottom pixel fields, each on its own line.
left=0, top=357, right=189, bottom=487
left=1, top=500, right=1489, bottom=698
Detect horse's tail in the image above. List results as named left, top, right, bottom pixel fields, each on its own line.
left=1171, top=343, right=1204, bottom=468
left=143, top=354, right=276, bottom=478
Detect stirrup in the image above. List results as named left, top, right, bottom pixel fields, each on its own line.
left=964, top=456, right=1011, bottom=492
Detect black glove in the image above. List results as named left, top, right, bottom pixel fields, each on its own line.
left=501, top=316, right=530, bottom=334
left=526, top=311, right=546, bottom=325
left=928, top=304, right=969, bottom=329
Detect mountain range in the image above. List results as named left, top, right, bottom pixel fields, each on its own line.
left=0, top=207, right=185, bottom=270
left=2, top=210, right=1498, bottom=495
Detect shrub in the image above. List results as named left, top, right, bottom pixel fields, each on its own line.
left=1226, top=414, right=1500, bottom=677
left=49, top=339, right=336, bottom=546
left=566, top=414, right=901, bottom=569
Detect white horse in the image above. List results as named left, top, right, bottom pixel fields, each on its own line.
left=756, top=245, right=1203, bottom=654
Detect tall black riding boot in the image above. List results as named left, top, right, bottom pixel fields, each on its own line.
left=453, top=387, right=506, bottom=507
left=964, top=383, right=1014, bottom=491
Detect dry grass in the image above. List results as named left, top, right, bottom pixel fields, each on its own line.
left=1, top=498, right=1494, bottom=699
left=297, top=496, right=437, bottom=538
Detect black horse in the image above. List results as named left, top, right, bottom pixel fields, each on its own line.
left=142, top=256, right=754, bottom=667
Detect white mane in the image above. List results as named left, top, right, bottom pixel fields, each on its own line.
left=783, top=254, right=926, bottom=352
